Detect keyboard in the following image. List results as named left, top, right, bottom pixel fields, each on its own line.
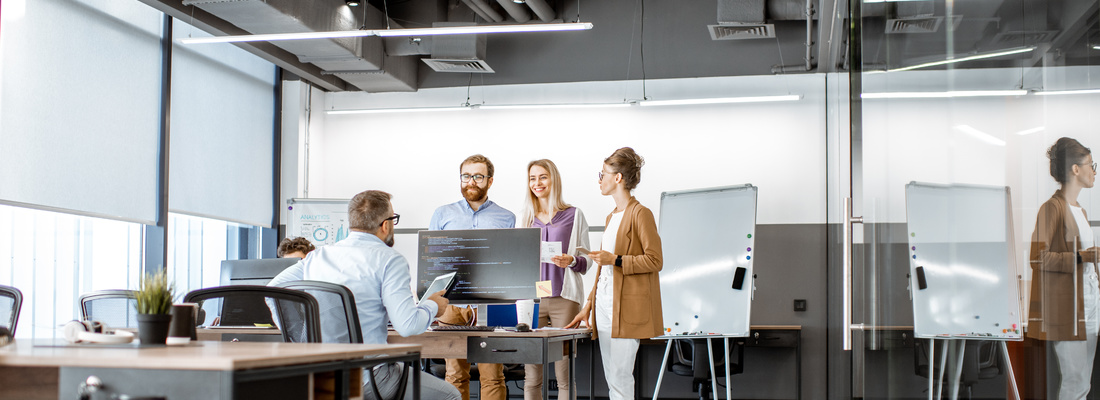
left=430, top=325, right=497, bottom=332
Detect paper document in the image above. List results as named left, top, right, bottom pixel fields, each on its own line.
left=541, top=241, right=562, bottom=263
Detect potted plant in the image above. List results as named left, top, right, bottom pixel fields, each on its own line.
left=134, top=269, right=176, bottom=345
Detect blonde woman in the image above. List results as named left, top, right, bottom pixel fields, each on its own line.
left=520, top=159, right=592, bottom=400
left=567, top=147, right=663, bottom=400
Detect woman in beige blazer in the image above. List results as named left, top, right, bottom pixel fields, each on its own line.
left=1028, top=137, right=1100, bottom=400
left=567, top=147, right=663, bottom=400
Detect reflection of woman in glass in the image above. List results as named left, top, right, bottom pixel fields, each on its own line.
left=520, top=159, right=592, bottom=400
left=1028, top=137, right=1100, bottom=400
left=567, top=147, right=663, bottom=400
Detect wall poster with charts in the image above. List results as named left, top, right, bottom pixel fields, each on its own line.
left=286, top=198, right=350, bottom=247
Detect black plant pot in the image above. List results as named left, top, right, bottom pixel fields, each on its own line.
left=137, top=313, right=172, bottom=345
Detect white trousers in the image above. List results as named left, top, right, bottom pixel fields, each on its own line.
left=595, top=286, right=640, bottom=400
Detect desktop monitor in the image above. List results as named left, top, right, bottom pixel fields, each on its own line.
left=219, top=258, right=300, bottom=287
left=213, top=258, right=299, bottom=327
left=417, top=228, right=540, bottom=304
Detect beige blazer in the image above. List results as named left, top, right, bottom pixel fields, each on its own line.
left=1027, top=190, right=1088, bottom=341
left=584, top=197, right=664, bottom=339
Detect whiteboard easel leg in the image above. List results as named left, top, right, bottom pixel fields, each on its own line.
left=652, top=340, right=673, bottom=400
left=707, top=339, right=718, bottom=400
left=951, top=340, right=964, bottom=400
left=928, top=339, right=935, bottom=400
left=1000, top=341, right=1020, bottom=400
left=936, top=339, right=948, bottom=400
left=725, top=338, right=732, bottom=400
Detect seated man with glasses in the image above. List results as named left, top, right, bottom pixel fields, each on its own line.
left=429, top=154, right=516, bottom=400
left=270, top=190, right=460, bottom=400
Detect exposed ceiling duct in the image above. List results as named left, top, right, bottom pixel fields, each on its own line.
left=182, top=0, right=417, bottom=92
left=710, top=0, right=774, bottom=40
left=464, top=0, right=557, bottom=23
left=423, top=23, right=494, bottom=73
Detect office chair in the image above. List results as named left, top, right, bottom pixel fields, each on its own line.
left=276, top=280, right=412, bottom=400
left=184, top=285, right=321, bottom=343
left=0, top=284, right=23, bottom=335
left=666, top=338, right=745, bottom=400
left=914, top=339, right=1002, bottom=399
left=79, top=289, right=138, bottom=329
left=276, top=280, right=362, bottom=344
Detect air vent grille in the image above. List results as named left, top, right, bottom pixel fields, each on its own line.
left=993, top=31, right=1058, bottom=44
left=422, top=59, right=495, bottom=73
left=885, top=17, right=943, bottom=34
left=707, top=24, right=775, bottom=40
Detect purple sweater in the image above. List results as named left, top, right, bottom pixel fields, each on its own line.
left=531, top=207, right=590, bottom=297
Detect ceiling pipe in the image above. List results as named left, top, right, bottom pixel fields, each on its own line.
left=525, top=0, right=556, bottom=22
left=772, top=0, right=816, bottom=73
left=495, top=0, right=532, bottom=22
left=461, top=0, right=504, bottom=22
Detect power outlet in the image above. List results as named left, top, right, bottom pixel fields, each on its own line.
left=794, top=299, right=807, bottom=312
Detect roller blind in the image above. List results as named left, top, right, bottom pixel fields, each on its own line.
left=0, top=0, right=163, bottom=224
left=168, top=20, right=276, bottom=228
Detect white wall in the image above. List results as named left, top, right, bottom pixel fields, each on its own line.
left=313, top=74, right=831, bottom=230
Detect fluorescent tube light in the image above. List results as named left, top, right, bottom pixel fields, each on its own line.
left=637, top=95, right=802, bottom=107
left=180, top=22, right=593, bottom=44
left=888, top=47, right=1034, bottom=72
left=1094, top=45, right=1100, bottom=50
left=1014, top=126, right=1045, bottom=136
left=955, top=125, right=1005, bottom=146
left=326, top=107, right=471, bottom=115
left=478, top=103, right=631, bottom=110
left=861, top=90, right=1027, bottom=99
left=1034, top=88, right=1100, bottom=96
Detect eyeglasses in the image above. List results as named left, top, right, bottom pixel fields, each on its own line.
left=1085, top=162, right=1099, bottom=171
left=381, top=213, right=400, bottom=226
left=598, top=170, right=617, bottom=181
left=460, top=174, right=489, bottom=183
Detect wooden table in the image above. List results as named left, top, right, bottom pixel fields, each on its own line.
left=0, top=340, right=421, bottom=400
left=389, top=328, right=591, bottom=400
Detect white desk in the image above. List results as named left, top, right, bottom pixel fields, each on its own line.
left=0, top=340, right=421, bottom=400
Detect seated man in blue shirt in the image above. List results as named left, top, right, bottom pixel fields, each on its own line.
left=270, top=190, right=460, bottom=400
left=430, top=154, right=516, bottom=400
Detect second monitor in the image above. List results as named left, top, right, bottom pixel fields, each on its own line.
left=417, top=228, right=540, bottom=304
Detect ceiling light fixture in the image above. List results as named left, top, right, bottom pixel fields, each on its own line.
left=1094, top=45, right=1100, bottom=50
left=326, top=106, right=471, bottom=115
left=180, top=22, right=594, bottom=44
left=861, top=90, right=1028, bottom=99
left=886, top=47, right=1035, bottom=72
left=1035, top=88, right=1100, bottom=96
left=478, top=103, right=631, bottom=110
left=345, top=0, right=360, bottom=6
left=637, top=95, right=802, bottom=107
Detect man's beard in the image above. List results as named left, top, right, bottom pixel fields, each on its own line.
left=384, top=230, right=395, bottom=247
left=462, top=184, right=488, bottom=203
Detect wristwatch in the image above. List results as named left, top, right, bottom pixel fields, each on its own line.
left=614, top=255, right=623, bottom=267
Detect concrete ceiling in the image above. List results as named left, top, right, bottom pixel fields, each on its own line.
left=137, top=0, right=1098, bottom=92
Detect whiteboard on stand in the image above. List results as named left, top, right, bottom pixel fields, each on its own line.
left=659, top=184, right=757, bottom=337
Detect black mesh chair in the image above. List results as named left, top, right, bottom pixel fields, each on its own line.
left=276, top=280, right=363, bottom=344
left=666, top=338, right=745, bottom=400
left=915, top=339, right=1003, bottom=399
left=79, top=289, right=138, bottom=329
left=184, top=285, right=321, bottom=343
left=0, top=284, right=23, bottom=335
left=276, top=280, right=411, bottom=400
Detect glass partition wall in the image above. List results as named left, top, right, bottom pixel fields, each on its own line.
left=843, top=0, right=1100, bottom=398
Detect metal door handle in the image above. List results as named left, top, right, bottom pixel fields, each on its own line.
left=843, top=197, right=863, bottom=351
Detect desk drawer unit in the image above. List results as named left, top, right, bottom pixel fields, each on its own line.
left=466, top=337, right=564, bottom=364
left=747, top=330, right=799, bottom=347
